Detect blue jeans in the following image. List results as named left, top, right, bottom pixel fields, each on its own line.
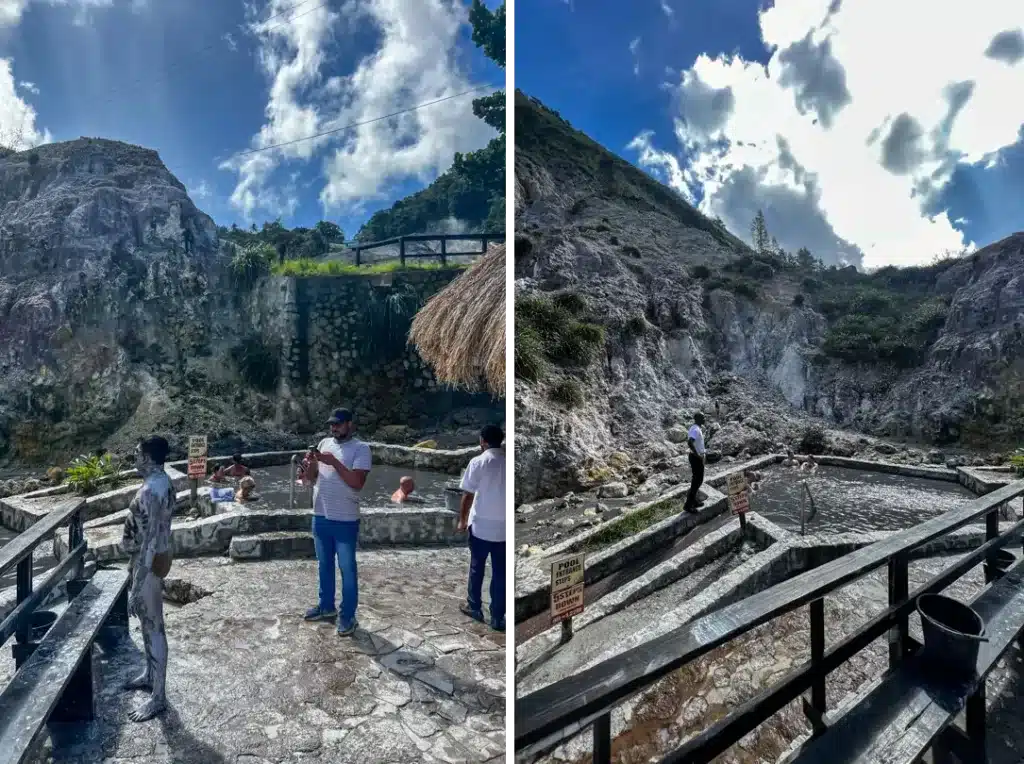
left=467, top=526, right=505, bottom=623
left=313, top=516, right=360, bottom=627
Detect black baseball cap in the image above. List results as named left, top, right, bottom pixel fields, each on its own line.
left=326, top=408, right=353, bottom=424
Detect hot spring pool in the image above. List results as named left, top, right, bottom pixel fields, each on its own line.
left=238, top=462, right=455, bottom=510
left=748, top=465, right=980, bottom=534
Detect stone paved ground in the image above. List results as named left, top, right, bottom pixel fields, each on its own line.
left=8, top=550, right=505, bottom=763
left=538, top=553, right=1024, bottom=764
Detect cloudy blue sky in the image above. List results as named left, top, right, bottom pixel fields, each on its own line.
left=2, top=0, right=503, bottom=237
left=516, top=0, right=1024, bottom=268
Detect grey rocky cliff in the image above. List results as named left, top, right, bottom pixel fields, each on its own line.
left=514, top=92, right=1022, bottom=505
left=0, top=139, right=385, bottom=465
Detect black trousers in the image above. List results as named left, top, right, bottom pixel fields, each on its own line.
left=685, top=453, right=705, bottom=508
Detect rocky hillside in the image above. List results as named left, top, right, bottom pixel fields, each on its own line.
left=514, top=90, right=1024, bottom=504
left=0, top=138, right=293, bottom=463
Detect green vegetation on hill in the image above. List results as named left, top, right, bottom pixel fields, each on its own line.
left=220, top=220, right=344, bottom=264
left=515, top=292, right=605, bottom=389
left=272, top=259, right=466, bottom=277
left=356, top=136, right=505, bottom=242
left=355, top=1, right=506, bottom=242
left=729, top=209, right=959, bottom=367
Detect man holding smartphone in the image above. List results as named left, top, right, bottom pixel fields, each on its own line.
left=300, top=408, right=372, bottom=635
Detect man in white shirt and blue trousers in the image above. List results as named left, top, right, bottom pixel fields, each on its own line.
left=301, top=408, right=372, bottom=636
left=458, top=424, right=506, bottom=632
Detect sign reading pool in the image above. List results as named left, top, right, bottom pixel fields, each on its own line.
left=550, top=553, right=585, bottom=625
left=727, top=472, right=750, bottom=516
left=188, top=436, right=208, bottom=480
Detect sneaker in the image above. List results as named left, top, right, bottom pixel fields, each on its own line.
left=304, top=606, right=337, bottom=621
left=460, top=603, right=485, bottom=623
left=337, top=619, right=359, bottom=636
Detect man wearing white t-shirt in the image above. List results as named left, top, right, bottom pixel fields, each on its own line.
left=684, top=412, right=706, bottom=513
left=300, top=408, right=372, bottom=636
left=458, top=424, right=506, bottom=632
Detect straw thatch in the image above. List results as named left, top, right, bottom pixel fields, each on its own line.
left=408, top=244, right=505, bottom=397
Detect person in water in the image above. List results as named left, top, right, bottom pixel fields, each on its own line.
left=238, top=475, right=259, bottom=502
left=800, top=454, right=819, bottom=472
left=781, top=448, right=799, bottom=468
left=391, top=476, right=424, bottom=504
left=213, top=454, right=250, bottom=482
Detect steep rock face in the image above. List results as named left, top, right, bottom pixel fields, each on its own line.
left=513, top=92, right=1023, bottom=504
left=0, top=139, right=290, bottom=462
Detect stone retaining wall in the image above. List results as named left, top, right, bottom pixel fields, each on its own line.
left=514, top=484, right=729, bottom=622
left=55, top=505, right=464, bottom=562
left=167, top=444, right=476, bottom=477
left=0, top=466, right=188, bottom=532
left=268, top=272, right=500, bottom=432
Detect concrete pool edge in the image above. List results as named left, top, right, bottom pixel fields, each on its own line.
left=54, top=505, right=466, bottom=562
left=515, top=519, right=754, bottom=679
left=514, top=456, right=779, bottom=623
left=0, top=466, right=189, bottom=532
left=166, top=442, right=476, bottom=476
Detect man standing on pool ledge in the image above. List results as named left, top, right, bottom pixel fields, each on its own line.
left=301, top=408, right=372, bottom=636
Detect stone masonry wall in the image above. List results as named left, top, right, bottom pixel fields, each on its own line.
left=269, top=270, right=499, bottom=432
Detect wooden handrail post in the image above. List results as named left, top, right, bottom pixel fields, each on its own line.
left=593, top=713, right=612, bottom=764
left=810, top=597, right=826, bottom=714
left=14, top=558, right=31, bottom=645
left=440, top=237, right=447, bottom=266
left=888, top=553, right=909, bottom=667
left=984, top=509, right=999, bottom=583
left=399, top=237, right=406, bottom=266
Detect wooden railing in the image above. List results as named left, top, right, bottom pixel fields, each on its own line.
left=349, top=232, right=504, bottom=266
left=514, top=480, right=1024, bottom=763
left=0, top=498, right=87, bottom=653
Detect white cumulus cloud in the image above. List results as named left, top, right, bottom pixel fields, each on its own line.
left=630, top=0, right=1024, bottom=268
left=220, top=0, right=496, bottom=221
left=0, top=60, right=49, bottom=149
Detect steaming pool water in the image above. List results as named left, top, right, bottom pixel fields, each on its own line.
left=242, top=462, right=456, bottom=510
left=750, top=465, right=980, bottom=534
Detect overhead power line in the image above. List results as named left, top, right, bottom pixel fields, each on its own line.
left=234, top=84, right=497, bottom=157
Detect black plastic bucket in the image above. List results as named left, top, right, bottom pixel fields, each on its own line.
left=29, top=610, right=57, bottom=642
left=444, top=486, right=463, bottom=513
left=917, top=594, right=985, bottom=678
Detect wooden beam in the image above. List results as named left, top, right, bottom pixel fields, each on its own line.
left=0, top=498, right=85, bottom=577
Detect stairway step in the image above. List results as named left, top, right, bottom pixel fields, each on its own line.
left=229, top=531, right=316, bottom=561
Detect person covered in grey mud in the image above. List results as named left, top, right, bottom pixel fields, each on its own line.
left=781, top=448, right=799, bottom=468
left=121, top=436, right=176, bottom=722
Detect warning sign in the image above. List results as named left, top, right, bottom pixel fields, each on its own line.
left=727, top=472, right=750, bottom=516
left=726, top=472, right=747, bottom=496
left=550, top=554, right=585, bottom=625
left=187, top=436, right=208, bottom=480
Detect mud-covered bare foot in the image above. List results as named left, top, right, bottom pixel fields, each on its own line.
left=128, top=697, right=166, bottom=722
left=123, top=672, right=151, bottom=691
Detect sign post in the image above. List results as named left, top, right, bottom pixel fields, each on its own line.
left=550, top=553, right=585, bottom=644
left=187, top=436, right=208, bottom=507
left=727, top=472, right=750, bottom=534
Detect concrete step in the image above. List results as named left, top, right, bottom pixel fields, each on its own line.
left=229, top=531, right=316, bottom=561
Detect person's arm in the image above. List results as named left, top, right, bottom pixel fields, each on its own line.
left=458, top=493, right=473, bottom=531
left=317, top=444, right=370, bottom=491
left=127, top=486, right=160, bottom=609
left=458, top=460, right=480, bottom=532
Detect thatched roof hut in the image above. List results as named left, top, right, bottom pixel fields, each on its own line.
left=408, top=244, right=505, bottom=397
